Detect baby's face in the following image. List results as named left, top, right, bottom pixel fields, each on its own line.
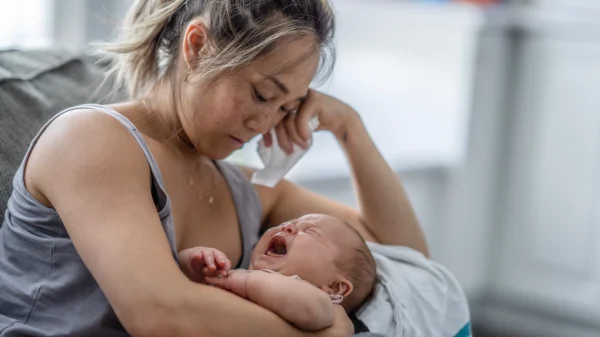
left=250, top=214, right=349, bottom=288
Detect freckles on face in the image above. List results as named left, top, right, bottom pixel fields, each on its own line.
left=180, top=77, right=255, bottom=158
left=179, top=37, right=319, bottom=157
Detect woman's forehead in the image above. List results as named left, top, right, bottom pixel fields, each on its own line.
left=249, top=39, right=319, bottom=82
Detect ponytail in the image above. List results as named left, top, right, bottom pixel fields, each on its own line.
left=101, top=0, right=186, bottom=98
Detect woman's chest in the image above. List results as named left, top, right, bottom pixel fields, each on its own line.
left=148, top=142, right=244, bottom=263
left=169, top=185, right=242, bottom=258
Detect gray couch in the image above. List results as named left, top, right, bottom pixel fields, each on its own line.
left=0, top=49, right=124, bottom=222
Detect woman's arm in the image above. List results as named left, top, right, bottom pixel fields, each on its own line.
left=206, top=270, right=334, bottom=331
left=248, top=90, right=429, bottom=256
left=28, top=110, right=352, bottom=337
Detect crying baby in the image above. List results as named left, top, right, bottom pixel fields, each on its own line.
left=178, top=214, right=377, bottom=331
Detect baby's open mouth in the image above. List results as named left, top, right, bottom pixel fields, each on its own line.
left=265, top=235, right=287, bottom=257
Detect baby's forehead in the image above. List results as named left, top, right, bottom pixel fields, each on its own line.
left=296, top=214, right=341, bottom=225
left=295, top=214, right=356, bottom=241
left=294, top=214, right=345, bottom=231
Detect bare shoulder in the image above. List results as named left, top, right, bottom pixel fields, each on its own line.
left=27, top=108, right=151, bottom=206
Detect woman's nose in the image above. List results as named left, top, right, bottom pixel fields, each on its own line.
left=281, top=223, right=298, bottom=235
left=245, top=111, right=276, bottom=135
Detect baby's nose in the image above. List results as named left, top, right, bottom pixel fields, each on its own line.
left=281, top=222, right=298, bottom=235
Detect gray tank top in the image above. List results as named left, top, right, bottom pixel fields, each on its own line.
left=0, top=104, right=262, bottom=336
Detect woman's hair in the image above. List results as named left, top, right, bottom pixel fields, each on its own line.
left=102, top=0, right=335, bottom=98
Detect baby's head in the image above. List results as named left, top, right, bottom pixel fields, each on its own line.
left=250, top=214, right=376, bottom=313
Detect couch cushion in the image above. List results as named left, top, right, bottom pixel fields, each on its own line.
left=0, top=49, right=125, bottom=222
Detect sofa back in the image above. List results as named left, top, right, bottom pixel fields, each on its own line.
left=0, top=49, right=124, bottom=223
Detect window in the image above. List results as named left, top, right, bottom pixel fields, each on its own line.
left=0, top=0, right=53, bottom=48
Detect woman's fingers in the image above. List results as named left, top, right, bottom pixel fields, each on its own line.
left=284, top=113, right=308, bottom=149
left=262, top=131, right=273, bottom=148
left=295, top=90, right=319, bottom=141
left=275, top=122, right=293, bottom=154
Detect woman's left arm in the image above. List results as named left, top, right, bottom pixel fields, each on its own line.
left=242, top=90, right=429, bottom=257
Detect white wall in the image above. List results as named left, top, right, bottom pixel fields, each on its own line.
left=298, top=168, right=449, bottom=260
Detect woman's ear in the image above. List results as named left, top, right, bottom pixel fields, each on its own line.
left=182, top=19, right=209, bottom=72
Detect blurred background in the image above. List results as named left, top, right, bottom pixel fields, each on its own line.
left=2, top=0, right=600, bottom=336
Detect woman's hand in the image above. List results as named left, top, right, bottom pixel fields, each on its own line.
left=265, top=89, right=359, bottom=154
left=254, top=87, right=429, bottom=255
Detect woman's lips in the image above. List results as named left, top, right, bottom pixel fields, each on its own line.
left=229, top=136, right=244, bottom=148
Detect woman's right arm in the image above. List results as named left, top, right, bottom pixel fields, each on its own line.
left=27, top=110, right=353, bottom=337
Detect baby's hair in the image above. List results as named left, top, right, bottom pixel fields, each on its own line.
left=335, top=220, right=377, bottom=313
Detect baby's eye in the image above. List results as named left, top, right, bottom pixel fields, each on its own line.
left=306, top=228, right=321, bottom=237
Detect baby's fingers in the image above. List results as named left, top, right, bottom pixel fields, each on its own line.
left=203, top=250, right=216, bottom=271
left=190, top=251, right=206, bottom=273
left=205, top=276, right=231, bottom=290
left=202, top=266, right=222, bottom=278
left=216, top=255, right=231, bottom=276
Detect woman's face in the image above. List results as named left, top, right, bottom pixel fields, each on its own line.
left=179, top=38, right=320, bottom=159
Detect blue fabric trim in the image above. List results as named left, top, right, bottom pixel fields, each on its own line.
left=454, top=322, right=472, bottom=337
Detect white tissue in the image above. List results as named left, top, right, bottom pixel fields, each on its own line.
left=251, top=116, right=320, bottom=187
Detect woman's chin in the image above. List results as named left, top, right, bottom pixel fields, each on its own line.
left=199, top=146, right=235, bottom=161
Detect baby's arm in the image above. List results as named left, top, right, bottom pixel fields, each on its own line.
left=207, top=270, right=334, bottom=331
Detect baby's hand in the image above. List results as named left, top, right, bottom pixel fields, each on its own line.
left=178, top=247, right=231, bottom=283
left=205, top=269, right=250, bottom=299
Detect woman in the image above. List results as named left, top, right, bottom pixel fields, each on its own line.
left=0, top=1, right=428, bottom=336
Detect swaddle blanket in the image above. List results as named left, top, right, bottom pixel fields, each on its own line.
left=357, top=243, right=472, bottom=337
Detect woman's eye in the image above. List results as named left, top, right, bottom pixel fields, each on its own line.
left=254, top=90, right=267, bottom=103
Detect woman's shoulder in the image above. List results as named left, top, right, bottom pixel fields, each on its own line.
left=39, top=107, right=145, bottom=158
left=26, top=107, right=153, bottom=204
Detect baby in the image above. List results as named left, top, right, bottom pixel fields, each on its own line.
left=178, top=214, right=377, bottom=331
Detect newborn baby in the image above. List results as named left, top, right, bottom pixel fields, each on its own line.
left=178, top=214, right=377, bottom=331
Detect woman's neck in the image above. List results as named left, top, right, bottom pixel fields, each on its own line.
left=129, top=83, right=203, bottom=161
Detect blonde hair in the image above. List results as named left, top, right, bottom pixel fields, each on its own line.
left=101, top=0, right=335, bottom=98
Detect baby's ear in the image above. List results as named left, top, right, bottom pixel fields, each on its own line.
left=327, top=277, right=353, bottom=298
